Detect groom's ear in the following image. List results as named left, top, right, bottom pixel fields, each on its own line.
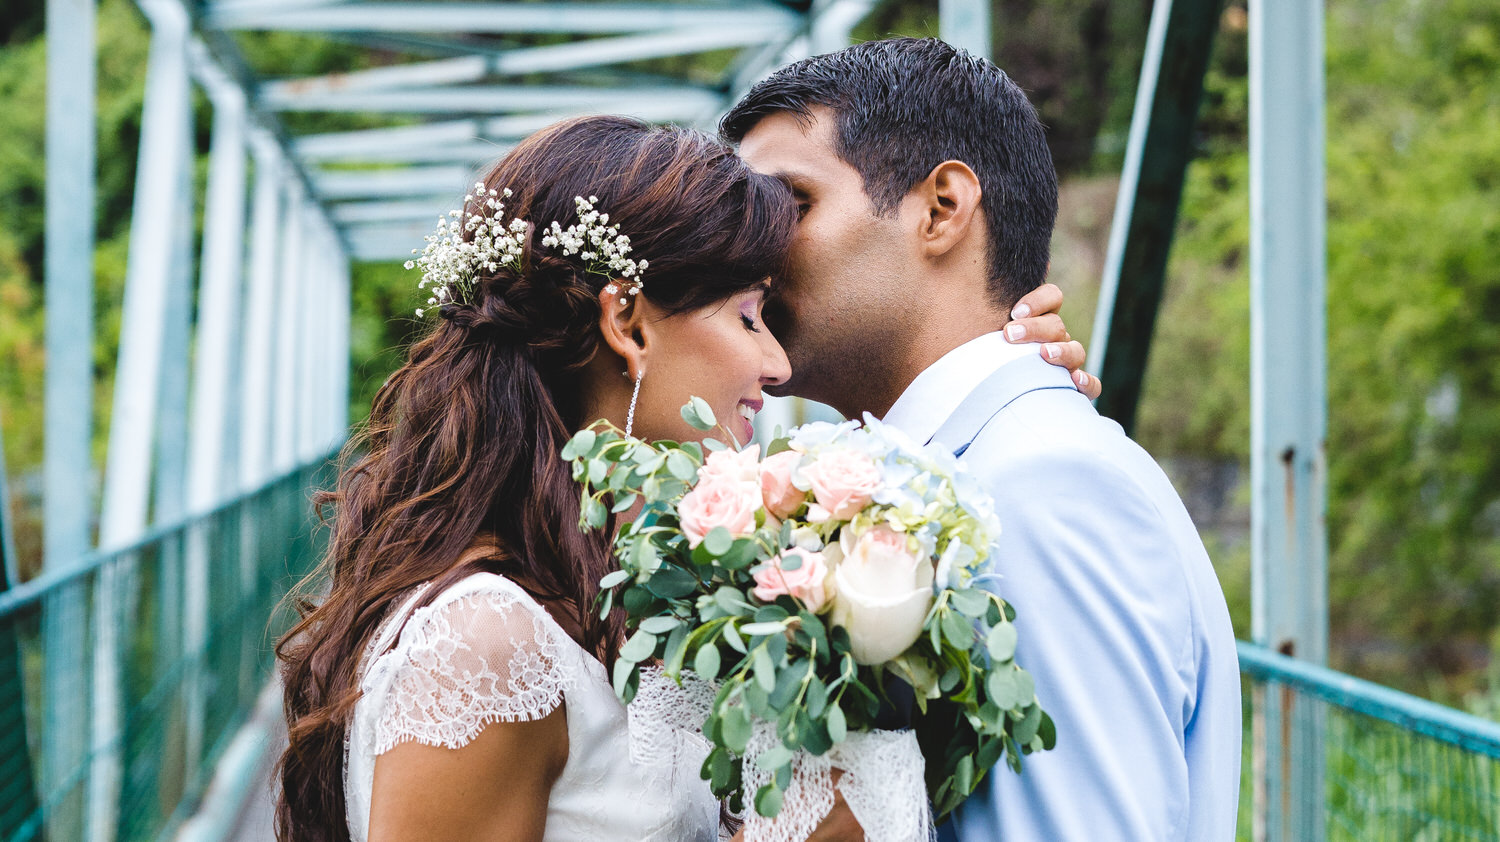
left=913, top=160, right=983, bottom=259
left=597, top=287, right=648, bottom=375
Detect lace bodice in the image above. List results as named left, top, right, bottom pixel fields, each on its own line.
left=344, top=572, right=719, bottom=841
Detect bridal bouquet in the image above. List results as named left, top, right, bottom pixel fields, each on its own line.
left=565, top=401, right=1055, bottom=823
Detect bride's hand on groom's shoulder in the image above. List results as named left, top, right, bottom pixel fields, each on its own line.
left=1005, top=282, right=1103, bottom=401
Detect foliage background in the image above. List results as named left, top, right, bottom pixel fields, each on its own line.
left=0, top=0, right=1497, bottom=707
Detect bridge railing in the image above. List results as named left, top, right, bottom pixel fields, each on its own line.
left=0, top=456, right=333, bottom=842
left=1240, top=640, right=1500, bottom=841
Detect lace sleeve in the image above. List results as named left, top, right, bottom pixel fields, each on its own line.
left=369, top=588, right=573, bottom=755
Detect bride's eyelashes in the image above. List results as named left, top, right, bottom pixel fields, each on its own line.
left=741, top=313, right=763, bottom=333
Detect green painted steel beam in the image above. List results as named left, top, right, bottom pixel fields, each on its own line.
left=203, top=1, right=801, bottom=34
left=1087, top=0, right=1225, bottom=434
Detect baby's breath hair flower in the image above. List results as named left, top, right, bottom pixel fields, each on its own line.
left=405, top=182, right=525, bottom=316
left=540, top=196, right=649, bottom=304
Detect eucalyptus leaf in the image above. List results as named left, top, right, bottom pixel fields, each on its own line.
left=756, top=745, right=794, bottom=772
left=741, top=621, right=788, bottom=637
left=610, top=493, right=639, bottom=513
left=599, top=570, right=630, bottom=589
left=703, top=527, right=734, bottom=556
left=826, top=703, right=847, bottom=743
left=694, top=643, right=721, bottom=679
left=986, top=622, right=1018, bottom=662
left=754, top=783, right=783, bottom=818
left=721, top=704, right=752, bottom=754
left=753, top=647, right=776, bottom=693
left=666, top=449, right=697, bottom=481
left=681, top=397, right=717, bottom=431
left=562, top=429, right=595, bottom=461
left=619, top=629, right=657, bottom=663
left=950, top=587, right=991, bottom=618
left=639, top=615, right=682, bottom=634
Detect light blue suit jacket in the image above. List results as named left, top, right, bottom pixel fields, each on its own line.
left=929, top=355, right=1241, bottom=841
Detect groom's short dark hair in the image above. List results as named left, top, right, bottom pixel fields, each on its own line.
left=721, top=37, right=1058, bottom=308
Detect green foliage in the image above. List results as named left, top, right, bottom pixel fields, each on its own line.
left=1132, top=0, right=1500, bottom=686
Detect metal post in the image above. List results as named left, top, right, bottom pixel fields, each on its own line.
left=1250, top=0, right=1328, bottom=838
left=939, top=0, right=991, bottom=60
left=189, top=78, right=249, bottom=512
left=93, top=3, right=192, bottom=838
left=41, top=0, right=96, bottom=831
left=272, top=185, right=306, bottom=475
left=241, top=134, right=282, bottom=491
left=1087, top=0, right=1224, bottom=433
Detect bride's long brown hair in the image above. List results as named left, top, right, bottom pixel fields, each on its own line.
left=274, top=116, right=795, bottom=841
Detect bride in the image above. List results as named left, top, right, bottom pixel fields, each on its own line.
left=273, top=115, right=1084, bottom=842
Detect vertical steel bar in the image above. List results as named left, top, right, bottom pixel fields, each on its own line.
left=1250, top=0, right=1328, bottom=838
left=271, top=186, right=306, bottom=475
left=41, top=1, right=96, bottom=832
left=184, top=63, right=249, bottom=783
left=241, top=135, right=282, bottom=491
left=939, top=0, right=991, bottom=60
left=94, top=4, right=191, bottom=838
left=188, top=79, right=249, bottom=512
left=1086, top=0, right=1224, bottom=433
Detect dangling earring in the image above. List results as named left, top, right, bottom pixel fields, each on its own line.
left=625, top=369, right=643, bottom=438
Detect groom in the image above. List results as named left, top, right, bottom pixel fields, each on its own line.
left=723, top=37, right=1241, bottom=840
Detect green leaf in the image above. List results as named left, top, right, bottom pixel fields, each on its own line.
left=610, top=493, right=639, bottom=513
left=826, top=704, right=847, bottom=743
left=663, top=624, right=690, bottom=676
left=639, top=615, right=681, bottom=634
left=721, top=704, right=752, bottom=754
left=756, top=745, right=794, bottom=772
left=753, top=647, right=777, bottom=693
left=987, top=668, right=1021, bottom=710
left=754, top=783, right=784, bottom=818
left=619, top=629, right=657, bottom=663
left=612, top=657, right=635, bottom=700
left=561, top=429, right=596, bottom=461
left=600, top=569, right=630, bottom=589
left=769, top=659, right=807, bottom=709
left=644, top=564, right=697, bottom=599
left=723, top=622, right=747, bottom=653
left=1014, top=668, right=1036, bottom=702
left=694, top=643, right=721, bottom=679
left=1013, top=703, right=1043, bottom=745
left=703, top=526, right=734, bottom=556
left=765, top=437, right=792, bottom=456
left=681, top=397, right=717, bottom=431
left=987, top=622, right=1018, bottom=662
left=941, top=609, right=974, bottom=649
left=955, top=754, right=975, bottom=795
left=666, top=449, right=697, bottom=481
left=741, top=621, right=787, bottom=638
left=805, top=676, right=828, bottom=719
left=950, top=587, right=991, bottom=618
left=582, top=496, right=608, bottom=528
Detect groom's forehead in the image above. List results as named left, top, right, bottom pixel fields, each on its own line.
left=737, top=109, right=839, bottom=179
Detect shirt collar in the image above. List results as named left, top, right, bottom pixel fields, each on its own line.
left=881, top=331, right=1039, bottom=443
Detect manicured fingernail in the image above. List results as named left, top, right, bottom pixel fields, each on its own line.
left=1044, top=343, right=1061, bottom=360
left=1011, top=303, right=1032, bottom=319
left=1006, top=323, right=1026, bottom=341
left=1074, top=370, right=1089, bottom=387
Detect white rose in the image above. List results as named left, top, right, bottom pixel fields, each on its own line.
left=830, top=525, right=934, bottom=665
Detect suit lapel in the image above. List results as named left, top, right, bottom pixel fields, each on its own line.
left=927, top=354, right=1079, bottom=456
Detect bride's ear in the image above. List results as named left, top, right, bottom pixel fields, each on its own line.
left=597, top=287, right=648, bottom=377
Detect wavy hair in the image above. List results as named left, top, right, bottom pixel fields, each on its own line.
left=274, top=115, right=796, bottom=842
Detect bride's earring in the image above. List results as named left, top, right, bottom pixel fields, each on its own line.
left=625, top=369, right=643, bottom=438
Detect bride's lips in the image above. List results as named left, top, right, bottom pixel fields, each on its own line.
left=736, top=399, right=762, bottom=442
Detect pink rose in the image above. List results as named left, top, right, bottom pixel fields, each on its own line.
left=759, top=450, right=807, bottom=520
left=679, top=475, right=760, bottom=547
left=752, top=547, right=830, bottom=613
left=698, top=447, right=761, bottom=489
left=802, top=449, right=881, bottom=522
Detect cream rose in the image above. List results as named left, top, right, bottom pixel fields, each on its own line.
left=759, top=450, right=807, bottom=520
left=678, top=475, right=760, bottom=547
left=751, top=547, right=831, bottom=613
left=802, top=449, right=882, bottom=522
left=830, top=525, right=934, bottom=664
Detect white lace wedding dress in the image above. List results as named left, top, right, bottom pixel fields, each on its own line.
left=343, top=570, right=933, bottom=842
left=343, top=571, right=721, bottom=841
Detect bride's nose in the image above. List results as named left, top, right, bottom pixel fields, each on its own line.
left=761, top=336, right=791, bottom=387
